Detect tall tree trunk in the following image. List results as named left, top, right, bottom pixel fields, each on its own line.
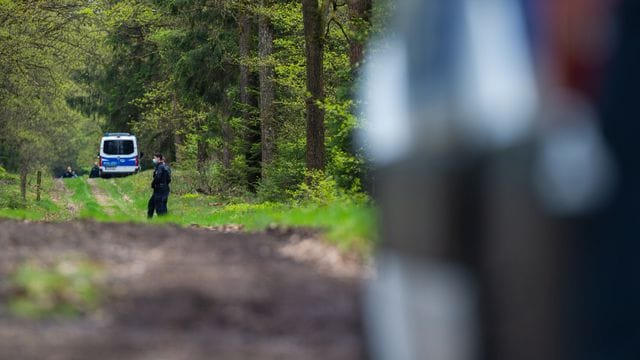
left=302, top=0, right=326, bottom=171
left=196, top=133, right=207, bottom=174
left=239, top=4, right=252, bottom=124
left=259, top=0, right=275, bottom=178
left=170, top=91, right=180, bottom=163
left=238, top=4, right=261, bottom=189
left=36, top=170, right=41, bottom=202
left=347, top=0, right=372, bottom=73
left=173, top=129, right=185, bottom=164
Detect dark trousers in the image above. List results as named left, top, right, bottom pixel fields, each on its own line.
left=147, top=191, right=169, bottom=218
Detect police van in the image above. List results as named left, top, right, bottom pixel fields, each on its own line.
left=98, top=133, right=141, bottom=177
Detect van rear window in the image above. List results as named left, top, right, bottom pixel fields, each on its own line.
left=104, top=140, right=134, bottom=155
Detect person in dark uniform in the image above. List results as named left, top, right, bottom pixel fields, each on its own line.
left=89, top=162, right=100, bottom=178
left=147, top=153, right=171, bottom=218
left=62, top=166, right=78, bottom=178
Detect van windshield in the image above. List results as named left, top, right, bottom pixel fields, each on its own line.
left=104, top=140, right=134, bottom=155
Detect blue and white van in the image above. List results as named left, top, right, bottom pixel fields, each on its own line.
left=99, top=133, right=140, bottom=177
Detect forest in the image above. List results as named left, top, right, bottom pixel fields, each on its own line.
left=0, top=0, right=391, bottom=202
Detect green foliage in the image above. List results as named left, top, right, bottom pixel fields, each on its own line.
left=0, top=0, right=381, bottom=199
left=8, top=258, right=104, bottom=318
left=257, top=140, right=306, bottom=201
left=289, top=169, right=369, bottom=207
left=64, top=177, right=110, bottom=220
left=0, top=1, right=382, bottom=256
left=0, top=168, right=67, bottom=219
left=324, top=99, right=365, bottom=191
left=0, top=0, right=103, bottom=175
left=176, top=157, right=250, bottom=197
left=60, top=174, right=376, bottom=255
left=290, top=170, right=342, bottom=205
left=168, top=168, right=201, bottom=194
left=0, top=166, right=17, bottom=184
left=202, top=200, right=377, bottom=254
left=0, top=170, right=376, bottom=255
left=0, top=187, right=23, bottom=209
left=84, top=0, right=374, bottom=199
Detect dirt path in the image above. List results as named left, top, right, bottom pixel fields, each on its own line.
left=50, top=178, right=79, bottom=216
left=0, top=220, right=366, bottom=360
left=86, top=178, right=115, bottom=216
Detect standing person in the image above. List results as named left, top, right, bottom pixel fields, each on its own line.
left=62, top=166, right=78, bottom=178
left=147, top=153, right=171, bottom=218
left=89, top=162, right=100, bottom=178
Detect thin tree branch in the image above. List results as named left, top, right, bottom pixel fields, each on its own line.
left=325, top=16, right=351, bottom=43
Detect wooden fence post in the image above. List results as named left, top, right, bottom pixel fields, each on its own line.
left=36, top=170, right=42, bottom=202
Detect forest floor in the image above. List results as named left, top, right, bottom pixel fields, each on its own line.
left=0, top=178, right=370, bottom=360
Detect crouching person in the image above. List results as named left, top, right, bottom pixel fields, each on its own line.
left=147, top=153, right=171, bottom=218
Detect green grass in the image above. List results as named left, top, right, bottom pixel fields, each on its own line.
left=104, top=171, right=378, bottom=254
left=0, top=170, right=69, bottom=221
left=8, top=258, right=104, bottom=318
left=0, top=207, right=49, bottom=221
left=63, top=177, right=111, bottom=220
left=94, top=179, right=133, bottom=217
left=145, top=200, right=377, bottom=254
left=1, top=170, right=378, bottom=255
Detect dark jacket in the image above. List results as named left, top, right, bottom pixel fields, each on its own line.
left=89, top=166, right=100, bottom=178
left=151, top=163, right=171, bottom=193
left=62, top=171, right=77, bottom=178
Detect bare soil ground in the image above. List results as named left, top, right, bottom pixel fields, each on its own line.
left=50, top=179, right=78, bottom=216
left=0, top=220, right=367, bottom=360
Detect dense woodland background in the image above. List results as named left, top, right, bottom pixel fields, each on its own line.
left=0, top=0, right=392, bottom=201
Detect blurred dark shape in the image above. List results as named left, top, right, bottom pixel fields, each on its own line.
left=361, top=0, right=630, bottom=359
left=579, top=1, right=640, bottom=359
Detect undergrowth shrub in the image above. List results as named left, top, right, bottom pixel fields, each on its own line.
left=0, top=190, right=24, bottom=209
left=290, top=170, right=370, bottom=206
left=0, top=166, right=18, bottom=185
left=257, top=156, right=305, bottom=202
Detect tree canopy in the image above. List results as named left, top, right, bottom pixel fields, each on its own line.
left=0, top=0, right=389, bottom=200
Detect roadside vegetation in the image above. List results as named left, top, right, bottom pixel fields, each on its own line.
left=102, top=170, right=376, bottom=253
left=0, top=166, right=67, bottom=221
left=0, top=166, right=377, bottom=255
